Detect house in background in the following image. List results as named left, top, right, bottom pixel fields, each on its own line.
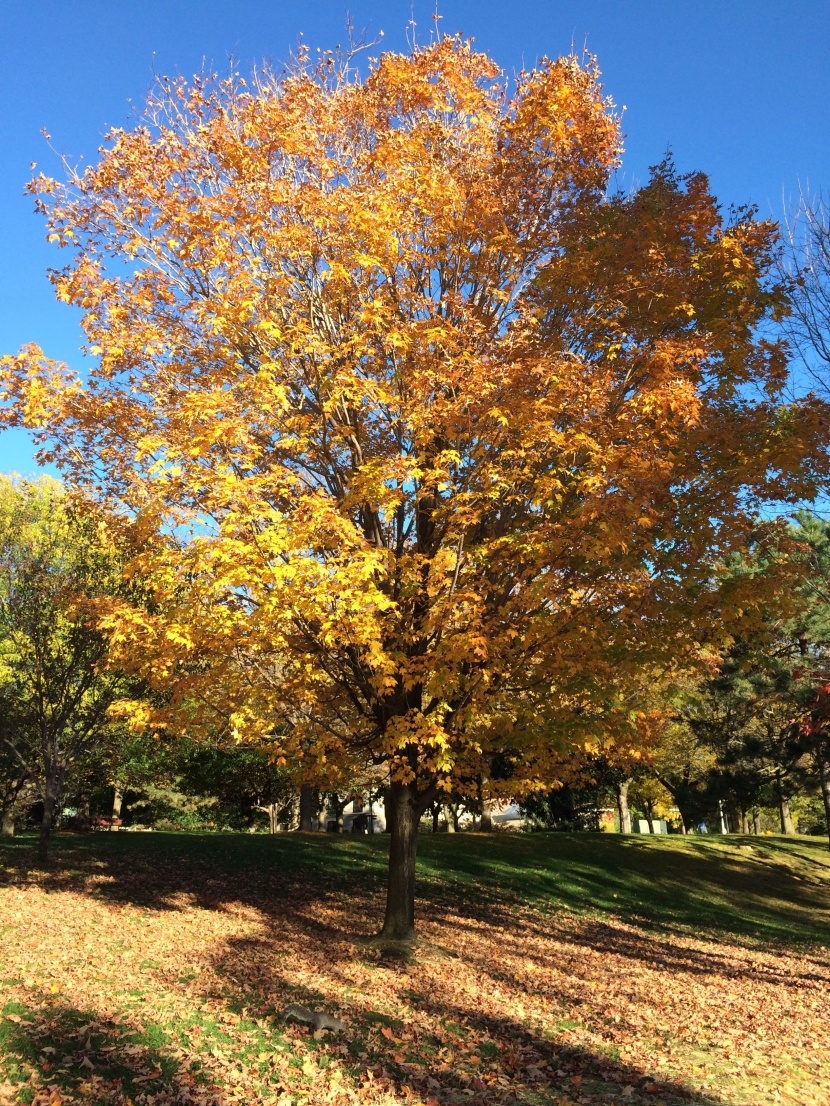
left=317, top=796, right=386, bottom=833
left=490, top=802, right=525, bottom=830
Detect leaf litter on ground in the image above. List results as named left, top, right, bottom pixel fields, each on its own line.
left=0, top=833, right=828, bottom=1106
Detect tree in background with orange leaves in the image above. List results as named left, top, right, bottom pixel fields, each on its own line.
left=2, top=37, right=826, bottom=938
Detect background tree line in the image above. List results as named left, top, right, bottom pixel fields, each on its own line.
left=5, top=479, right=830, bottom=851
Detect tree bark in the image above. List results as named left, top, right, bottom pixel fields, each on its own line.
left=817, top=755, right=830, bottom=850
left=616, top=778, right=632, bottom=834
left=1, top=775, right=28, bottom=837
left=776, top=774, right=796, bottom=835
left=327, top=793, right=348, bottom=833
left=380, top=781, right=420, bottom=941
left=779, top=795, right=796, bottom=835
left=480, top=799, right=493, bottom=833
left=76, top=793, right=91, bottom=833
left=111, top=785, right=124, bottom=820
left=37, top=763, right=65, bottom=864
left=38, top=794, right=57, bottom=864
left=431, top=803, right=440, bottom=833
left=299, top=783, right=314, bottom=832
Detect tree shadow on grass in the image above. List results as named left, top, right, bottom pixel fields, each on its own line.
left=0, top=832, right=387, bottom=914
left=413, top=832, right=830, bottom=948
left=1, top=835, right=821, bottom=1104
left=4, top=830, right=830, bottom=951
left=414, top=904, right=830, bottom=1057
left=202, top=929, right=731, bottom=1106
left=513, top=913, right=830, bottom=986
left=3, top=831, right=829, bottom=989
left=0, top=1000, right=220, bottom=1105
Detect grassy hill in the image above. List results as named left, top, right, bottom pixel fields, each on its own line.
left=1, top=830, right=829, bottom=1106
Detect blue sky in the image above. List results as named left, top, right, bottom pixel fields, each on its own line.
left=1, top=0, right=828, bottom=475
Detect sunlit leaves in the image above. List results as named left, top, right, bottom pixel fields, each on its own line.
left=0, top=38, right=827, bottom=805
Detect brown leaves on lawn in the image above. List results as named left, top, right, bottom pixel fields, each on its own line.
left=0, top=844, right=829, bottom=1106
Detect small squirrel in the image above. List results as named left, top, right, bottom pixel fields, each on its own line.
left=282, top=1002, right=346, bottom=1034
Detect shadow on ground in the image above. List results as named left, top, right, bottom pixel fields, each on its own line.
left=2, top=831, right=828, bottom=1103
left=0, top=958, right=733, bottom=1106
left=1, top=829, right=828, bottom=946
left=198, top=923, right=734, bottom=1106
left=0, top=1001, right=219, bottom=1105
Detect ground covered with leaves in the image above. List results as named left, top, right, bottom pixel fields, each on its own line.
left=0, top=832, right=828, bottom=1106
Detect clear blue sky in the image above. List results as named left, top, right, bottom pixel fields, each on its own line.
left=1, top=0, right=828, bottom=475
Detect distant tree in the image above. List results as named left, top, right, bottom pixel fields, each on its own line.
left=649, top=714, right=719, bottom=833
left=522, top=780, right=604, bottom=832
left=174, top=741, right=297, bottom=831
left=780, top=190, right=830, bottom=392
left=629, top=775, right=673, bottom=833
left=799, top=682, right=830, bottom=847
left=0, top=741, right=33, bottom=836
left=665, top=513, right=830, bottom=839
left=0, top=477, right=136, bottom=861
left=784, top=511, right=830, bottom=845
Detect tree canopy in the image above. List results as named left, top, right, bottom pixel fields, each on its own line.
left=1, top=39, right=827, bottom=933
left=0, top=476, right=136, bottom=859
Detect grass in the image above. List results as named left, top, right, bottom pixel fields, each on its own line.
left=3, top=826, right=826, bottom=944
left=0, top=829, right=828, bottom=1106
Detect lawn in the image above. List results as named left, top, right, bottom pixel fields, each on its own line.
left=0, top=830, right=828, bottom=1106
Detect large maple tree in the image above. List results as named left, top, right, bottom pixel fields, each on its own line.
left=2, top=39, right=826, bottom=936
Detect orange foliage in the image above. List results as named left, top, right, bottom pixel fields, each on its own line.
left=1, top=40, right=827, bottom=843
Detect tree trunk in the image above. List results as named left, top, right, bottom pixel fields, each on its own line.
left=76, top=793, right=91, bottom=833
left=645, top=808, right=654, bottom=834
left=268, top=803, right=279, bottom=834
left=776, top=774, right=796, bottom=835
left=38, top=793, right=57, bottom=864
left=111, top=785, right=124, bottom=820
left=299, top=783, right=314, bottom=832
left=37, top=763, right=65, bottom=865
left=431, top=803, right=440, bottom=833
left=380, top=781, right=420, bottom=941
left=480, top=800, right=493, bottom=833
left=738, top=808, right=748, bottom=835
left=330, top=794, right=348, bottom=833
left=1, top=809, right=14, bottom=837
left=616, top=778, right=632, bottom=834
left=752, top=808, right=760, bottom=835
left=445, top=804, right=456, bottom=832
left=817, top=755, right=830, bottom=851
left=779, top=795, right=796, bottom=835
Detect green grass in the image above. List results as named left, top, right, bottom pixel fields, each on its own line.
left=2, top=826, right=829, bottom=946
left=2, top=829, right=829, bottom=1105
left=417, top=830, right=830, bottom=946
